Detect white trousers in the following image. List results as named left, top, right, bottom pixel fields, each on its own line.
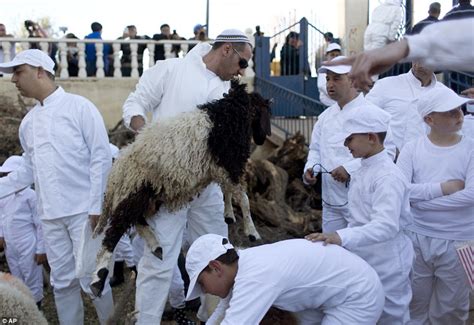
left=42, top=213, right=114, bottom=325
left=135, top=183, right=227, bottom=324
left=407, top=232, right=470, bottom=325
left=5, top=237, right=43, bottom=302
left=321, top=205, right=349, bottom=233
left=351, top=231, right=414, bottom=324
left=113, top=234, right=135, bottom=267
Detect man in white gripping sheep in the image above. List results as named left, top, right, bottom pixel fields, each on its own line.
left=0, top=49, right=113, bottom=324
left=122, top=29, right=253, bottom=324
left=185, top=234, right=384, bottom=324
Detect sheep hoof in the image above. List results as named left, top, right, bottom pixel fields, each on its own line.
left=224, top=217, right=235, bottom=225
left=90, top=268, right=109, bottom=298
left=152, top=247, right=163, bottom=260
left=248, top=235, right=257, bottom=242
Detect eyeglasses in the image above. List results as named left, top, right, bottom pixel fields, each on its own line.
left=231, top=46, right=249, bottom=69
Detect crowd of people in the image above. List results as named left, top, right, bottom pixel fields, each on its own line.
left=0, top=3, right=473, bottom=325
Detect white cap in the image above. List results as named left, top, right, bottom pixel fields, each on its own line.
left=318, top=56, right=351, bottom=74
left=185, top=234, right=235, bottom=301
left=109, top=143, right=119, bottom=159
left=326, top=43, right=341, bottom=53
left=330, top=107, right=391, bottom=143
left=213, top=29, right=251, bottom=45
left=0, top=49, right=55, bottom=74
left=417, top=84, right=470, bottom=117
left=0, top=155, right=23, bottom=173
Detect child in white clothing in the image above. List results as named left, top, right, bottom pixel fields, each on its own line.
left=397, top=85, right=473, bottom=324
left=0, top=155, right=46, bottom=308
left=307, top=107, right=414, bottom=324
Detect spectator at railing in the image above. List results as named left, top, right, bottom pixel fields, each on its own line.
left=120, top=25, right=149, bottom=77
left=408, top=2, right=441, bottom=35
left=363, top=0, right=403, bottom=51
left=188, top=24, right=208, bottom=52
left=280, top=31, right=301, bottom=75
left=0, top=23, right=15, bottom=66
left=85, top=22, right=111, bottom=77
left=65, top=33, right=79, bottom=77
left=24, top=20, right=58, bottom=72
left=153, top=24, right=179, bottom=62
left=442, top=0, right=474, bottom=20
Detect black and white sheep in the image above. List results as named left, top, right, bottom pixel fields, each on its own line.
left=90, top=82, right=272, bottom=297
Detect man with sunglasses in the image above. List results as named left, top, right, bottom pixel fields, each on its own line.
left=122, top=29, right=252, bottom=324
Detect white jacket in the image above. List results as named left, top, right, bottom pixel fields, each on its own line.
left=0, top=87, right=111, bottom=219
left=364, top=0, right=403, bottom=50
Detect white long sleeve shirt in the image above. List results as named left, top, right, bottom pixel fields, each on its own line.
left=0, top=188, right=44, bottom=254
left=462, top=115, right=474, bottom=138
left=397, top=135, right=474, bottom=241
left=364, top=0, right=403, bottom=50
left=0, top=87, right=111, bottom=219
left=337, top=150, right=412, bottom=249
left=304, top=93, right=397, bottom=207
left=206, top=239, right=382, bottom=325
left=365, top=70, right=437, bottom=150
left=405, top=18, right=474, bottom=72
left=122, top=42, right=230, bottom=127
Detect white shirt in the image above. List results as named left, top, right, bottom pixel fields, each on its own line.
left=364, top=0, right=403, bottom=50
left=304, top=93, right=397, bottom=207
left=317, top=72, right=336, bottom=106
left=462, top=115, right=474, bottom=138
left=337, top=150, right=412, bottom=249
left=405, top=18, right=474, bottom=72
left=365, top=70, right=437, bottom=150
left=0, top=87, right=111, bottom=219
left=397, top=135, right=474, bottom=241
left=207, top=239, right=382, bottom=325
left=123, top=42, right=230, bottom=127
left=0, top=188, right=44, bottom=254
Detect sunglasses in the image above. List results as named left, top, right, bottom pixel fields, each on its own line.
left=231, top=46, right=249, bottom=69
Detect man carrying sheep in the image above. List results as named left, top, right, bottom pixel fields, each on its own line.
left=122, top=28, right=253, bottom=324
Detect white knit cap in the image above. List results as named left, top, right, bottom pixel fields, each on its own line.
left=417, top=84, right=470, bottom=117
left=326, top=43, right=341, bottom=53
left=213, top=29, right=251, bottom=45
left=185, top=234, right=235, bottom=301
left=318, top=56, right=351, bottom=74
left=0, top=49, right=55, bottom=74
left=0, top=155, right=23, bottom=173
left=330, top=107, right=391, bottom=143
left=109, top=143, right=119, bottom=159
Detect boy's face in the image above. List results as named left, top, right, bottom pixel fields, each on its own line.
left=344, top=133, right=374, bottom=158
left=197, top=262, right=233, bottom=298
left=425, top=107, right=464, bottom=133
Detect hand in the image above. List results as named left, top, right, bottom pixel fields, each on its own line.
left=441, top=179, right=465, bottom=195
left=461, top=88, right=474, bottom=99
left=303, top=168, right=318, bottom=185
left=89, top=214, right=100, bottom=232
left=323, top=40, right=409, bottom=92
left=305, top=232, right=342, bottom=246
left=130, top=115, right=146, bottom=134
left=35, top=253, right=47, bottom=265
left=331, top=166, right=349, bottom=183
left=0, top=237, right=5, bottom=251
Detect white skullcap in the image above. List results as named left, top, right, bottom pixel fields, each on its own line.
left=185, top=234, right=235, bottom=301
left=0, top=49, right=55, bottom=74
left=318, top=56, right=351, bottom=74
left=417, top=84, right=470, bottom=117
left=326, top=43, right=342, bottom=53
left=213, top=29, right=251, bottom=45
left=0, top=155, right=24, bottom=173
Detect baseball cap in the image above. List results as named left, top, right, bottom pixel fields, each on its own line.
left=326, top=43, right=342, bottom=53
left=0, top=49, right=55, bottom=74
left=417, top=84, right=470, bottom=117
left=213, top=29, right=251, bottom=45
left=330, top=107, right=391, bottom=143
left=0, top=155, right=23, bottom=173
left=318, top=56, right=351, bottom=74
left=185, top=234, right=235, bottom=301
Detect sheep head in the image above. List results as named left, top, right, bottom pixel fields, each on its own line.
left=249, top=93, right=272, bottom=145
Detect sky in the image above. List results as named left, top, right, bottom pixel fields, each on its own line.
left=1, top=0, right=454, bottom=41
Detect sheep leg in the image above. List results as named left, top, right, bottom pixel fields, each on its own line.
left=90, top=247, right=113, bottom=297
left=235, top=189, right=261, bottom=241
left=224, top=192, right=236, bottom=224
left=136, top=223, right=163, bottom=260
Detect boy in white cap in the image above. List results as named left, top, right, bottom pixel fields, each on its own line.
left=122, top=28, right=252, bottom=323
left=396, top=85, right=473, bottom=324
left=306, top=106, right=414, bottom=324
left=303, top=56, right=396, bottom=234
left=317, top=43, right=341, bottom=106
left=0, top=155, right=45, bottom=308
left=185, top=234, right=384, bottom=324
left=0, top=49, right=113, bottom=324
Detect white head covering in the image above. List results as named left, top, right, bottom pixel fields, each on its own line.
left=0, top=155, right=24, bottom=173
left=326, top=43, right=342, bottom=53
left=0, top=49, right=55, bottom=74
left=417, top=84, right=470, bottom=117
left=185, top=234, right=235, bottom=301
left=213, top=29, right=251, bottom=45
left=318, top=56, right=351, bottom=74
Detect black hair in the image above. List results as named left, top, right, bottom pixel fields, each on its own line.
left=203, top=248, right=239, bottom=272
left=160, top=24, right=170, bottom=30
left=91, top=22, right=102, bottom=32
left=375, top=132, right=387, bottom=144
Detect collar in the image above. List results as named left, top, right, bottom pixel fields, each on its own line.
left=407, top=69, right=436, bottom=89
left=337, top=93, right=364, bottom=111
left=361, top=149, right=388, bottom=167
left=37, top=86, right=64, bottom=107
